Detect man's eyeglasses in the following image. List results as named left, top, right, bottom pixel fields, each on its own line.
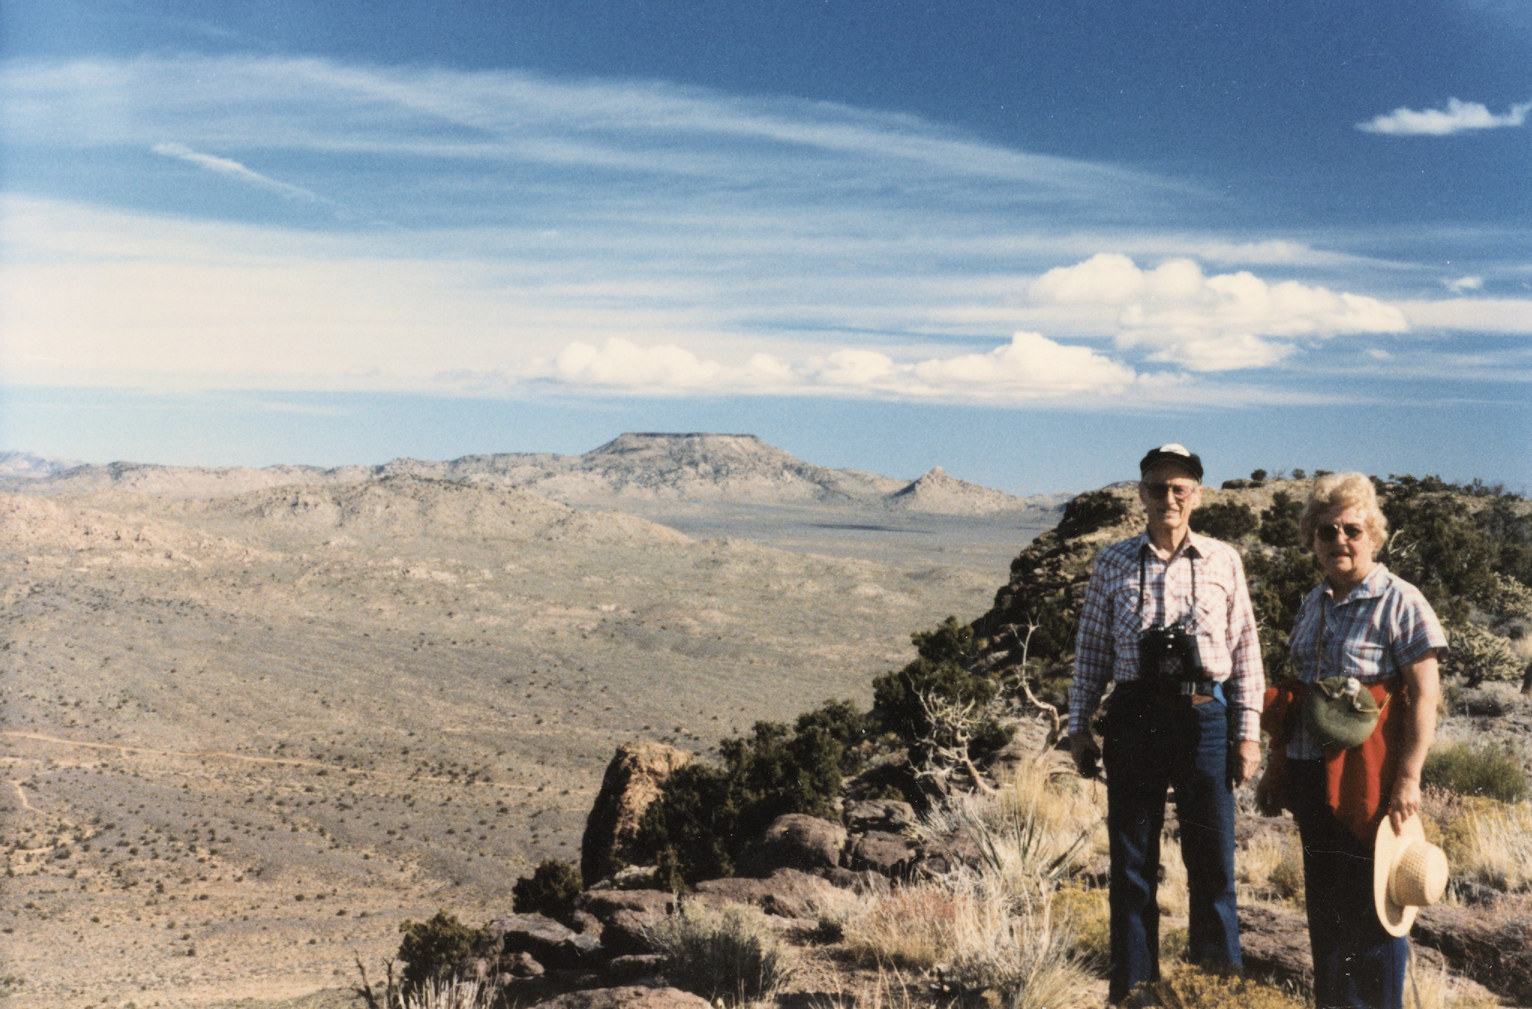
left=1316, top=522, right=1366, bottom=543
left=1143, top=481, right=1197, bottom=501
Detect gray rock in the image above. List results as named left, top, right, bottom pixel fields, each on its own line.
left=842, top=799, right=915, bottom=834
left=1236, top=904, right=1312, bottom=993
left=486, top=913, right=603, bottom=970
left=747, top=813, right=846, bottom=875
left=1414, top=901, right=1532, bottom=1005
left=821, top=867, right=891, bottom=894
left=529, top=983, right=712, bottom=1009
left=691, top=868, right=838, bottom=919
left=845, top=830, right=918, bottom=878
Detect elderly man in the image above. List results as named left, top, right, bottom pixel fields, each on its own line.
left=1069, top=444, right=1264, bottom=1004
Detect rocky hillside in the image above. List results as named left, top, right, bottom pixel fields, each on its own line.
left=3, top=433, right=1057, bottom=516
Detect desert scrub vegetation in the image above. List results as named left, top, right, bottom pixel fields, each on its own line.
left=392, top=910, right=487, bottom=994
left=637, top=699, right=869, bottom=886
left=645, top=902, right=797, bottom=1006
left=1236, top=827, right=1304, bottom=905
left=512, top=857, right=582, bottom=923
left=841, top=874, right=1097, bottom=1009
left=1126, top=964, right=1306, bottom=1009
left=1433, top=795, right=1532, bottom=893
left=843, top=768, right=1101, bottom=1009
left=1422, top=740, right=1529, bottom=804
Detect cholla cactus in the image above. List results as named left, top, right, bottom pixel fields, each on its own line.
left=1444, top=621, right=1520, bottom=687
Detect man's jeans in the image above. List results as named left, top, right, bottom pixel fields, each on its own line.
left=1289, top=760, right=1407, bottom=1009
left=1102, top=686, right=1241, bottom=1003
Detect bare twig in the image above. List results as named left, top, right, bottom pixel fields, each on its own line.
left=1000, top=623, right=1064, bottom=752
left=914, top=691, right=1002, bottom=795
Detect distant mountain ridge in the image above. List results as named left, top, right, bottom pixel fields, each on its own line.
left=0, top=450, right=83, bottom=479
left=5, top=433, right=1063, bottom=516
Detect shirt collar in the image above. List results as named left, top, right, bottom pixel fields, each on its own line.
left=1324, top=561, right=1390, bottom=604
left=1138, top=529, right=1206, bottom=561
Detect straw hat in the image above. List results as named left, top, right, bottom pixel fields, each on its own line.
left=1374, top=815, right=1449, bottom=937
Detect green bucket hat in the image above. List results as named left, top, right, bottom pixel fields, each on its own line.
left=1302, top=675, right=1385, bottom=750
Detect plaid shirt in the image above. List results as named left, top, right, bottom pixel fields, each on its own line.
left=1070, top=530, right=1264, bottom=739
left=1285, top=563, right=1448, bottom=760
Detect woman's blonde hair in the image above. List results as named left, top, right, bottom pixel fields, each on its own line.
left=1298, top=471, right=1388, bottom=556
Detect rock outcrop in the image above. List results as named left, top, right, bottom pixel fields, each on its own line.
left=581, top=742, right=692, bottom=886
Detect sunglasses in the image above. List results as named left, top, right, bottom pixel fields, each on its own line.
left=1316, top=522, right=1366, bottom=543
left=1143, top=481, right=1197, bottom=501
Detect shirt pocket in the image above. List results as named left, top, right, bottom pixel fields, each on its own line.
left=1338, top=640, right=1388, bottom=680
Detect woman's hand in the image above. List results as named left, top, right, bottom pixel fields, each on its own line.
left=1388, top=775, right=1423, bottom=834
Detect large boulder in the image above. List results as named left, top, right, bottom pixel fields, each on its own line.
left=845, top=830, right=918, bottom=878
left=1414, top=901, right=1532, bottom=1005
left=842, top=799, right=915, bottom=834
left=482, top=913, right=604, bottom=971
left=576, top=889, right=678, bottom=957
left=1236, top=904, right=1312, bottom=992
left=744, top=814, right=847, bottom=875
left=582, top=741, right=692, bottom=886
left=691, top=868, right=839, bottom=920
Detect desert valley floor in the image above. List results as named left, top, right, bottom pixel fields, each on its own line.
left=0, top=445, right=1057, bottom=1008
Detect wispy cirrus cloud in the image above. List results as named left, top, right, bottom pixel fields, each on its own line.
left=151, top=142, right=332, bottom=204
left=1357, top=97, right=1532, bottom=135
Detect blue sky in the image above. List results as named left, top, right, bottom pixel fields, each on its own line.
left=2, top=1, right=1529, bottom=493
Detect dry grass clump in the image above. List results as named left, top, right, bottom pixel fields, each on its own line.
left=646, top=902, right=798, bottom=1006
left=1435, top=795, right=1532, bottom=892
left=842, top=766, right=1100, bottom=1009
left=917, top=759, right=1098, bottom=903
left=1238, top=828, right=1305, bottom=905
left=397, top=978, right=493, bottom=1009
left=840, top=882, right=968, bottom=972
left=1050, top=884, right=1109, bottom=964
left=1155, top=833, right=1189, bottom=919
left=356, top=970, right=493, bottom=1009
left=1127, top=964, right=1305, bottom=1009
left=1404, top=955, right=1504, bottom=1009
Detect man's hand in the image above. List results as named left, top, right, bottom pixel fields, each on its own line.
left=1233, top=738, right=1262, bottom=787
left=1069, top=732, right=1102, bottom=779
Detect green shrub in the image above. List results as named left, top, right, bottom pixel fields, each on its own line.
left=648, top=903, right=796, bottom=1006
left=1191, top=500, right=1259, bottom=542
left=637, top=702, right=860, bottom=887
left=395, top=910, right=486, bottom=993
left=1258, top=491, right=1303, bottom=548
left=512, top=858, right=582, bottom=923
left=871, top=617, right=1011, bottom=758
left=1423, top=742, right=1529, bottom=804
left=1243, top=546, right=1319, bottom=681
left=1269, top=855, right=1304, bottom=903
left=1381, top=483, right=1498, bottom=624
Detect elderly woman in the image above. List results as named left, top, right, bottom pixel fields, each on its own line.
left=1255, top=473, right=1447, bottom=1009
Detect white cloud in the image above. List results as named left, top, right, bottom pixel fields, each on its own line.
left=1028, top=254, right=1409, bottom=371
left=510, top=331, right=1144, bottom=404
left=1358, top=97, right=1532, bottom=136
left=1397, top=298, right=1532, bottom=334
left=151, top=142, right=331, bottom=204
left=1445, top=276, right=1484, bottom=294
